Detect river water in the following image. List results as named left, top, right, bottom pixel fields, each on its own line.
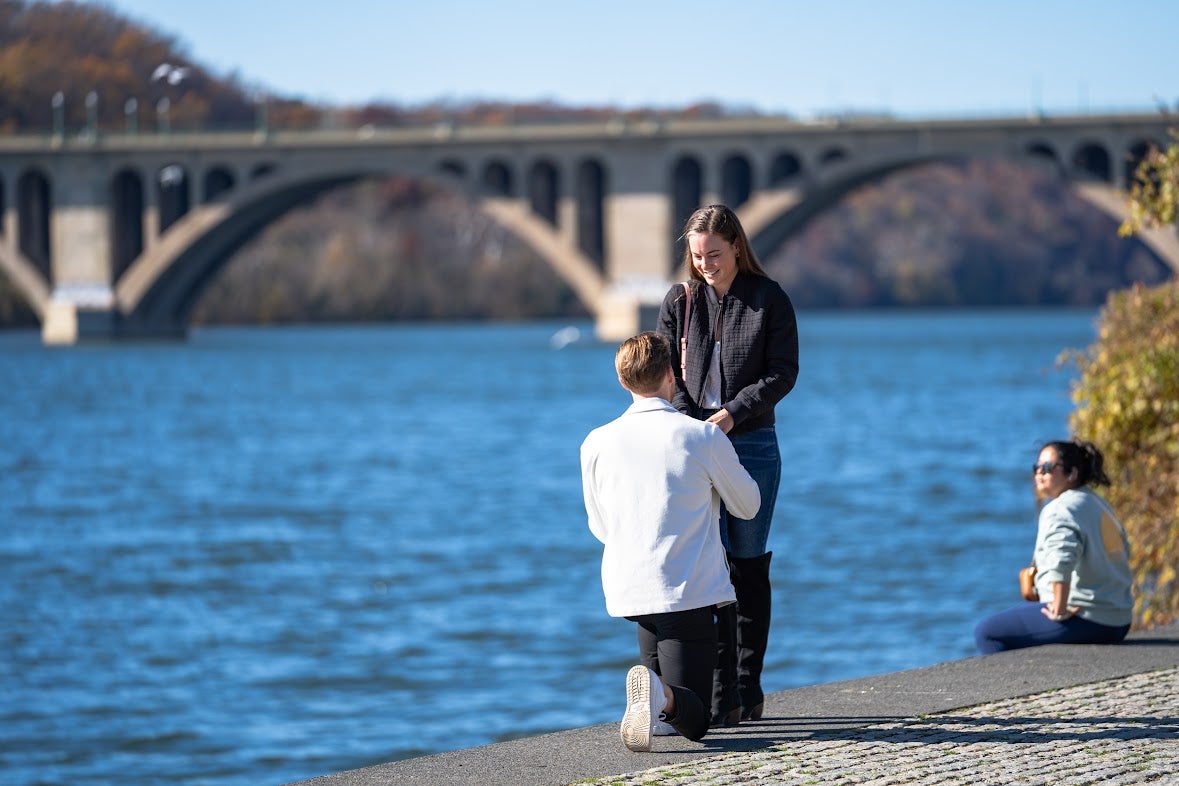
left=0, top=309, right=1098, bottom=785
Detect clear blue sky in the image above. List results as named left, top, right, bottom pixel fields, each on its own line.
left=97, top=0, right=1179, bottom=118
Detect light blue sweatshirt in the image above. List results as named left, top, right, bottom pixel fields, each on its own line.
left=1033, top=487, right=1134, bottom=627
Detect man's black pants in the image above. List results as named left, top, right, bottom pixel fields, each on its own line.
left=627, top=605, right=716, bottom=741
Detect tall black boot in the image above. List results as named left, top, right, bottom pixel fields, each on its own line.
left=730, top=551, right=773, bottom=719
left=709, top=601, right=741, bottom=726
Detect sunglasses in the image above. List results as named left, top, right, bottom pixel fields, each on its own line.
left=1032, top=461, right=1061, bottom=475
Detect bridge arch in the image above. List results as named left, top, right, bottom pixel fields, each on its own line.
left=1072, top=181, right=1179, bottom=274
left=740, top=149, right=1179, bottom=279
left=251, top=162, right=277, bottom=180
left=574, top=158, right=607, bottom=271
left=1025, top=141, right=1063, bottom=176
left=820, top=147, right=849, bottom=166
left=721, top=152, right=754, bottom=209
left=438, top=159, right=466, bottom=179
left=157, top=163, right=191, bottom=233
left=527, top=158, right=559, bottom=226
left=768, top=151, right=804, bottom=186
left=203, top=166, right=236, bottom=202
left=0, top=169, right=51, bottom=317
left=671, top=155, right=704, bottom=271
left=1071, top=142, right=1111, bottom=181
left=481, top=160, right=514, bottom=197
left=112, top=164, right=607, bottom=337
left=1123, top=138, right=1164, bottom=187
left=742, top=153, right=961, bottom=257
left=111, top=167, right=144, bottom=282
left=16, top=168, right=53, bottom=284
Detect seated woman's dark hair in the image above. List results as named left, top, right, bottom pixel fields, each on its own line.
left=1043, top=439, right=1111, bottom=487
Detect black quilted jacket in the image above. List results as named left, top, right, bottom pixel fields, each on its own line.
left=656, top=272, right=799, bottom=436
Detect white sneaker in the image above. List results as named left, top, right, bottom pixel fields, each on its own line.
left=620, top=665, right=667, bottom=752
left=652, top=718, right=679, bottom=736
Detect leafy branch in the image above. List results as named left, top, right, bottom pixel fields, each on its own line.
left=1120, top=129, right=1179, bottom=236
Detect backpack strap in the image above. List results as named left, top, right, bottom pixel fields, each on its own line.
left=679, top=281, right=691, bottom=378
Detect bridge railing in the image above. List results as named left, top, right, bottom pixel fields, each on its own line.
left=1, top=104, right=1173, bottom=150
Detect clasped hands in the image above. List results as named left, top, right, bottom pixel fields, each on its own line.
left=705, top=409, right=734, bottom=434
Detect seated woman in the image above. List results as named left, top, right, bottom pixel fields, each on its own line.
left=974, top=439, right=1134, bottom=654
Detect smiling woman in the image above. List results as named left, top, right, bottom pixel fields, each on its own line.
left=686, top=231, right=739, bottom=296
left=657, top=204, right=799, bottom=726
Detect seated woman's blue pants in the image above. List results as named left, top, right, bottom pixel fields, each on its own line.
left=974, top=601, right=1131, bottom=654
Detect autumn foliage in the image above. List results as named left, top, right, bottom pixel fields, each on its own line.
left=0, top=0, right=318, bottom=133
left=1066, top=281, right=1179, bottom=628
left=1068, top=132, right=1179, bottom=629
left=1120, top=131, right=1179, bottom=236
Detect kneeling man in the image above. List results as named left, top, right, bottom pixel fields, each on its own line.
left=581, top=332, right=760, bottom=751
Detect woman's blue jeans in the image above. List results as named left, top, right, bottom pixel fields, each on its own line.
left=721, top=428, right=781, bottom=558
left=974, top=601, right=1131, bottom=654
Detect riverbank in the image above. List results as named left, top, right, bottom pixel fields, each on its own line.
left=290, top=623, right=1179, bottom=785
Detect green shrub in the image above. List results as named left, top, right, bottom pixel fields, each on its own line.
left=1066, top=280, right=1179, bottom=628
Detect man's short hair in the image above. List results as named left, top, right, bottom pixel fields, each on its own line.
left=615, top=332, right=672, bottom=395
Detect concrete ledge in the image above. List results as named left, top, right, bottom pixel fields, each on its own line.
left=289, top=623, right=1179, bottom=786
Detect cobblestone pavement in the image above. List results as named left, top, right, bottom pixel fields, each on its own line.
left=573, top=667, right=1179, bottom=785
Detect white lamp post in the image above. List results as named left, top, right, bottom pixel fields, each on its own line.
left=51, top=91, right=64, bottom=139
left=125, top=98, right=138, bottom=134
left=84, top=91, right=98, bottom=139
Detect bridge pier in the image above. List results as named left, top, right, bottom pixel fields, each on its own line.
left=594, top=277, right=671, bottom=342
left=41, top=284, right=186, bottom=345
left=42, top=307, right=189, bottom=344
left=42, top=303, right=114, bottom=345
left=595, top=296, right=648, bottom=342
left=41, top=284, right=117, bottom=345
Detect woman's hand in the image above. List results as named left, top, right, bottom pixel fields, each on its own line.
left=706, top=409, right=734, bottom=434
left=1041, top=606, right=1079, bottom=622
left=1041, top=580, right=1079, bottom=622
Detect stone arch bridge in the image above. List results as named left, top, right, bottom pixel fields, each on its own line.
left=0, top=112, right=1175, bottom=344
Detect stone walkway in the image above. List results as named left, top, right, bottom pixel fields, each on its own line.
left=292, top=628, right=1179, bottom=786
left=572, top=667, right=1179, bottom=785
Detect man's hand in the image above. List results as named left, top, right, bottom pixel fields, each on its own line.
left=706, top=409, right=734, bottom=434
